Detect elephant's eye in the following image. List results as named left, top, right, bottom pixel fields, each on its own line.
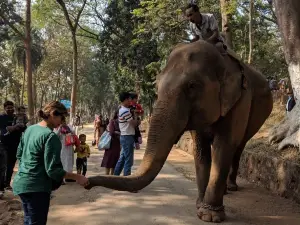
left=188, top=81, right=196, bottom=89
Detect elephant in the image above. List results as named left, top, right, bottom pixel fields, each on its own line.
left=86, top=40, right=273, bottom=223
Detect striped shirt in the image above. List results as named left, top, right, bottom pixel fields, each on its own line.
left=118, top=106, right=135, bottom=135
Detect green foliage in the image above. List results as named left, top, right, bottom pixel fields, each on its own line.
left=11, top=29, right=45, bottom=72
left=94, top=0, right=160, bottom=112
left=232, top=0, right=287, bottom=78
left=0, top=0, right=290, bottom=117
left=0, top=1, right=23, bottom=44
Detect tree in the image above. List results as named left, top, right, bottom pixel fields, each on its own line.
left=269, top=0, right=300, bottom=149
left=0, top=0, right=34, bottom=122
left=25, top=0, right=34, bottom=122
left=11, top=31, right=44, bottom=106
left=248, top=0, right=254, bottom=64
left=93, top=0, right=159, bottom=110
left=219, top=0, right=235, bottom=48
left=0, top=1, right=23, bottom=45
left=56, top=0, right=87, bottom=120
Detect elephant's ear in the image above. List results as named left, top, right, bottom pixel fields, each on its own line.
left=219, top=69, right=243, bottom=116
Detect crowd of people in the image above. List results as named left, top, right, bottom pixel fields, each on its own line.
left=0, top=90, right=143, bottom=224
left=268, top=77, right=296, bottom=112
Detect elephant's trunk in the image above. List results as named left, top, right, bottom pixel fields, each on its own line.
left=87, top=99, right=187, bottom=192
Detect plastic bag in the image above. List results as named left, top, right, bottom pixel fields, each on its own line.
left=65, top=133, right=80, bottom=147
left=73, top=135, right=80, bottom=147
left=98, top=131, right=111, bottom=150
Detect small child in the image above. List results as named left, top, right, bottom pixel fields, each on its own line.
left=129, top=92, right=144, bottom=150
left=75, top=134, right=90, bottom=176
left=4, top=106, right=28, bottom=136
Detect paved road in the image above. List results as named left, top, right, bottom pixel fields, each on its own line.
left=47, top=125, right=300, bottom=225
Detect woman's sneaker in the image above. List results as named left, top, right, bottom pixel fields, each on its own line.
left=5, top=186, right=12, bottom=191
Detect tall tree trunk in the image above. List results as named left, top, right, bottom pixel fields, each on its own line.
left=55, top=75, right=60, bottom=100
left=274, top=0, right=300, bottom=100
left=220, top=0, right=234, bottom=49
left=5, top=86, right=8, bottom=101
left=135, top=76, right=140, bottom=95
left=56, top=0, right=87, bottom=122
left=40, top=90, right=45, bottom=109
left=33, top=72, right=37, bottom=112
left=21, top=67, right=25, bottom=105
left=70, top=33, right=78, bottom=121
left=248, top=0, right=254, bottom=64
left=25, top=0, right=34, bottom=123
left=269, top=0, right=300, bottom=149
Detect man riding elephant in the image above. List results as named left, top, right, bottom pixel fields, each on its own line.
left=185, top=3, right=227, bottom=55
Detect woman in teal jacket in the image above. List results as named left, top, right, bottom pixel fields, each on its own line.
left=13, top=101, right=89, bottom=225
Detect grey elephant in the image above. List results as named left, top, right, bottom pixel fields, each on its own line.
left=85, top=41, right=273, bottom=223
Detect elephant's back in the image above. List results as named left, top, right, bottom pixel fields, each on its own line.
left=244, top=64, right=271, bottom=97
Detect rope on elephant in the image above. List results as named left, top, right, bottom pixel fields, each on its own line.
left=200, top=203, right=225, bottom=212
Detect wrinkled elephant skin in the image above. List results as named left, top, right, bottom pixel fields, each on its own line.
left=86, top=41, right=273, bottom=223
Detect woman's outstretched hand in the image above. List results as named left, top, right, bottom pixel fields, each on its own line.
left=77, top=175, right=90, bottom=187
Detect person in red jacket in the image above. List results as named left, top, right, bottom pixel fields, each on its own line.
left=129, top=92, right=143, bottom=149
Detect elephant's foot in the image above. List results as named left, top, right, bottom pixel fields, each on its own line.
left=197, top=203, right=225, bottom=223
left=227, top=181, right=238, bottom=191
left=196, top=197, right=202, bottom=209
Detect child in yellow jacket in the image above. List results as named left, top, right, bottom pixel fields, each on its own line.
left=75, top=134, right=90, bottom=176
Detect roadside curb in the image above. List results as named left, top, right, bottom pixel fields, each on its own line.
left=239, top=149, right=300, bottom=203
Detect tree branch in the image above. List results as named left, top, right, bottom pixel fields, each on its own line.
left=51, top=17, right=68, bottom=28
left=76, top=33, right=98, bottom=40
left=0, top=13, right=24, bottom=39
left=240, top=5, right=277, bottom=24
left=56, top=0, right=75, bottom=32
left=74, top=0, right=87, bottom=31
left=77, top=23, right=99, bottom=40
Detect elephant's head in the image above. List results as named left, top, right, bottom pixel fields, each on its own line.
left=87, top=40, right=243, bottom=191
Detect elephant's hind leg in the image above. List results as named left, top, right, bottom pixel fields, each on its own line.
left=227, top=93, right=273, bottom=191
left=227, top=142, right=246, bottom=191
left=191, top=131, right=212, bottom=209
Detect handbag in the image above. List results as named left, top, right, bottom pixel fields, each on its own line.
left=98, top=131, right=112, bottom=150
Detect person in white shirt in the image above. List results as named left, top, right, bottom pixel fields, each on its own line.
left=185, top=3, right=227, bottom=55
left=114, top=92, right=138, bottom=176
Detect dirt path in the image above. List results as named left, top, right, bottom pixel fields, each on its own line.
left=48, top=124, right=300, bottom=225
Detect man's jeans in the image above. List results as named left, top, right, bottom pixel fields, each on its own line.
left=0, top=143, right=7, bottom=191
left=114, top=135, right=135, bottom=176
left=19, top=192, right=51, bottom=225
left=5, top=143, right=18, bottom=188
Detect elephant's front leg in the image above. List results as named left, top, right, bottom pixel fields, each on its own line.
left=197, top=139, right=235, bottom=223
left=191, top=131, right=212, bottom=209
